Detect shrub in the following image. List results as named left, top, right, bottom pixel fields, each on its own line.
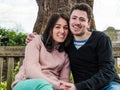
left=0, top=27, right=27, bottom=46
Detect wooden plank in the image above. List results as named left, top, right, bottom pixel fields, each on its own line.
left=19, top=57, right=24, bottom=65
left=0, top=57, right=3, bottom=82
left=7, top=57, right=14, bottom=90
left=0, top=46, right=119, bottom=57
left=112, top=46, right=120, bottom=57
left=114, top=58, right=118, bottom=73
left=0, top=46, right=25, bottom=57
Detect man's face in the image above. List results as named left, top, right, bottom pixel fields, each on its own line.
left=69, top=10, right=90, bottom=36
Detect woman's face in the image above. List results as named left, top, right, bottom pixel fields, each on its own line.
left=52, top=18, right=69, bottom=45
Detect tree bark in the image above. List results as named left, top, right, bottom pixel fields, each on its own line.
left=33, top=0, right=95, bottom=34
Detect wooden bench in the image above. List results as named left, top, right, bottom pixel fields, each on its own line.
left=112, top=46, right=120, bottom=74
left=0, top=46, right=25, bottom=90
left=0, top=45, right=120, bottom=90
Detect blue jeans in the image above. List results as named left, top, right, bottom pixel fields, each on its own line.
left=101, top=82, right=120, bottom=90
left=13, top=79, right=54, bottom=90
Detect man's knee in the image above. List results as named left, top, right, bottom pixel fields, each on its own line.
left=109, top=82, right=120, bottom=90
left=102, top=82, right=120, bottom=90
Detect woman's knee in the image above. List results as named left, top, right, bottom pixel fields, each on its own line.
left=13, top=79, right=54, bottom=90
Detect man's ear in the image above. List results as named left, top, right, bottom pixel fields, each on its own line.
left=87, top=20, right=91, bottom=29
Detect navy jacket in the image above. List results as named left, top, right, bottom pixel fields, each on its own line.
left=66, top=31, right=120, bottom=90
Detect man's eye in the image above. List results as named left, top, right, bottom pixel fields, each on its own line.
left=81, top=19, right=85, bottom=21
left=72, top=17, right=76, bottom=19
left=79, top=18, right=86, bottom=22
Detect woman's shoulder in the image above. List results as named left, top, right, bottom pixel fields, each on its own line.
left=60, top=50, right=69, bottom=60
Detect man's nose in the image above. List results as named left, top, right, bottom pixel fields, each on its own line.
left=76, top=19, right=81, bottom=24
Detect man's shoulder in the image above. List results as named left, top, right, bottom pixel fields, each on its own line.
left=92, top=30, right=107, bottom=38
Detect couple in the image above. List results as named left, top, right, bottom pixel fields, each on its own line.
left=12, top=3, right=120, bottom=90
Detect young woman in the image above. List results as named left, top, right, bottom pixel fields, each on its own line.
left=11, top=13, right=72, bottom=90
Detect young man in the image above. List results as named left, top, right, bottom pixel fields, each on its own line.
left=61, top=3, right=120, bottom=90
left=26, top=3, right=120, bottom=90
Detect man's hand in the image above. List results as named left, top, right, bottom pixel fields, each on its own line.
left=25, top=32, right=37, bottom=44
left=60, top=81, right=77, bottom=90
left=67, top=84, right=76, bottom=90
left=58, top=84, right=68, bottom=90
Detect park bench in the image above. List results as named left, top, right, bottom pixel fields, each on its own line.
left=0, top=45, right=120, bottom=90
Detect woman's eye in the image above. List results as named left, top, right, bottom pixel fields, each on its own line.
left=64, top=27, right=68, bottom=30
left=55, top=26, right=60, bottom=29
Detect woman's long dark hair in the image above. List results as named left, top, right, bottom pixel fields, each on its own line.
left=42, top=13, right=72, bottom=52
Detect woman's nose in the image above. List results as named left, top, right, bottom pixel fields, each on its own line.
left=60, top=28, right=65, bottom=33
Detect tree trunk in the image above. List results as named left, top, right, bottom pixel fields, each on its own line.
left=33, top=0, right=95, bottom=34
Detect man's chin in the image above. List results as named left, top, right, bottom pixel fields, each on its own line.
left=72, top=30, right=83, bottom=36
left=74, top=33, right=83, bottom=36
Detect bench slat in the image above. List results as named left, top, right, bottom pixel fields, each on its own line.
left=7, top=57, right=14, bottom=90
left=0, top=58, right=3, bottom=82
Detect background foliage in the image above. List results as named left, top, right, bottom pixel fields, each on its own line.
left=0, top=27, right=27, bottom=90
left=0, top=27, right=27, bottom=46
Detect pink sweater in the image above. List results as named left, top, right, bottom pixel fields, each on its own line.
left=12, top=35, right=70, bottom=89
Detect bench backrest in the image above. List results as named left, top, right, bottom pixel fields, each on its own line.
left=0, top=46, right=120, bottom=90
left=0, top=46, right=25, bottom=90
